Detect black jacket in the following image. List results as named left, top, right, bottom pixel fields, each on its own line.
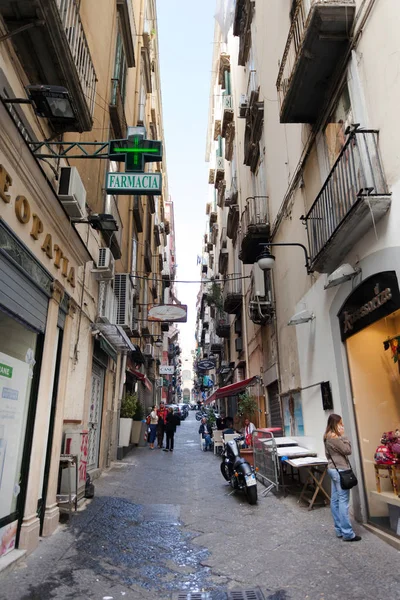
left=165, top=412, right=177, bottom=433
left=198, top=423, right=213, bottom=438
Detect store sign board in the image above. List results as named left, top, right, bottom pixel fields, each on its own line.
left=159, top=365, right=175, bottom=375
left=148, top=304, right=187, bottom=323
left=197, top=359, right=215, bottom=371
left=105, top=172, right=162, bottom=195
left=338, top=271, right=400, bottom=341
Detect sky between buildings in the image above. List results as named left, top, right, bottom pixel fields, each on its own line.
left=157, top=0, right=217, bottom=360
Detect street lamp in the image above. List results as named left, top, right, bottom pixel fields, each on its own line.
left=4, top=85, right=77, bottom=128
left=256, top=243, right=314, bottom=274
left=154, top=337, right=163, bottom=348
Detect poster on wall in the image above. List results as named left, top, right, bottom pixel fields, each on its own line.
left=0, top=519, right=18, bottom=557
left=282, top=392, right=304, bottom=437
left=0, top=352, right=30, bottom=520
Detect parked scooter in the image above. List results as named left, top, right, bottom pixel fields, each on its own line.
left=220, top=435, right=258, bottom=504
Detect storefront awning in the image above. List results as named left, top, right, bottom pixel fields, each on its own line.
left=95, top=323, right=137, bottom=352
left=126, top=365, right=153, bottom=392
left=205, top=376, right=257, bottom=405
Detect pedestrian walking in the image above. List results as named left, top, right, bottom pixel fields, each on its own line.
left=324, top=414, right=361, bottom=542
left=148, top=405, right=158, bottom=449
left=199, top=417, right=212, bottom=451
left=157, top=402, right=167, bottom=448
left=164, top=407, right=176, bottom=452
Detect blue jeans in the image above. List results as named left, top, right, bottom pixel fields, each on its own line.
left=149, top=424, right=157, bottom=444
left=328, top=468, right=355, bottom=540
left=203, top=434, right=212, bottom=450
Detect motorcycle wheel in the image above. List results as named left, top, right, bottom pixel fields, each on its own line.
left=220, top=461, right=230, bottom=481
left=246, top=485, right=258, bottom=505
left=195, top=413, right=202, bottom=421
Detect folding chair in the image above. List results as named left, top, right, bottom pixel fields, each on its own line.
left=213, top=430, right=224, bottom=455
left=199, top=434, right=206, bottom=451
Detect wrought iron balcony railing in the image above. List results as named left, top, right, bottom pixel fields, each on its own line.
left=239, top=196, right=270, bottom=264
left=276, top=0, right=355, bottom=123
left=303, top=129, right=391, bottom=272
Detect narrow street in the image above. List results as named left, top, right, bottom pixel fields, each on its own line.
left=1, top=414, right=399, bottom=600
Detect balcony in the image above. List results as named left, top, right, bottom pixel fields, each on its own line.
left=210, top=331, right=223, bottom=354
left=214, top=156, right=225, bottom=189
left=109, top=78, right=127, bottom=139
left=277, top=1, right=356, bottom=124
left=221, top=95, right=234, bottom=137
left=209, top=169, right=215, bottom=185
left=244, top=89, right=264, bottom=173
left=217, top=179, right=226, bottom=208
left=303, top=129, right=391, bottom=273
left=210, top=223, right=218, bottom=245
left=133, top=196, right=143, bottom=233
left=214, top=119, right=221, bottom=140
left=233, top=0, right=254, bottom=67
left=239, top=197, right=270, bottom=264
left=225, top=177, right=238, bottom=207
left=227, top=204, right=240, bottom=241
left=154, top=220, right=161, bottom=247
left=223, top=274, right=242, bottom=314
left=0, top=0, right=97, bottom=132
left=216, top=310, right=230, bottom=338
left=225, top=122, right=235, bottom=161
left=103, top=194, right=122, bottom=259
left=144, top=240, right=152, bottom=273
left=219, top=53, right=230, bottom=88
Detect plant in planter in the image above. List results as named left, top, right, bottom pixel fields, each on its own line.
left=119, top=393, right=137, bottom=447
left=131, top=401, right=145, bottom=445
left=237, top=391, right=257, bottom=421
left=207, top=282, right=223, bottom=311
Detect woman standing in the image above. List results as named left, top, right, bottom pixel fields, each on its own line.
left=148, top=405, right=158, bottom=449
left=324, top=414, right=361, bottom=542
left=164, top=407, right=176, bottom=452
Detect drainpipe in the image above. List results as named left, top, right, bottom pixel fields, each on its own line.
left=241, top=261, right=250, bottom=378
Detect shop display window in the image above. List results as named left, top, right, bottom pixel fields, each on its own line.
left=347, top=311, right=400, bottom=536
left=0, top=310, right=37, bottom=530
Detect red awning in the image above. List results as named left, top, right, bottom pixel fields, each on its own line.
left=128, top=367, right=145, bottom=382
left=205, top=376, right=257, bottom=404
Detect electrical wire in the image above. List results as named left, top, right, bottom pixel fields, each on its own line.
left=133, top=273, right=251, bottom=284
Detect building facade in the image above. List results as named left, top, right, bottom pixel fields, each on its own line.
left=197, top=0, right=400, bottom=541
left=0, top=0, right=171, bottom=563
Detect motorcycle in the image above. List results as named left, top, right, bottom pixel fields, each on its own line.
left=220, top=435, right=258, bottom=505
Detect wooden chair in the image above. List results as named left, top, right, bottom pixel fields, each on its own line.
left=213, top=430, right=224, bottom=455
left=374, top=463, right=400, bottom=495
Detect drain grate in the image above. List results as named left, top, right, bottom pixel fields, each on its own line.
left=175, top=589, right=265, bottom=600
left=227, top=590, right=265, bottom=600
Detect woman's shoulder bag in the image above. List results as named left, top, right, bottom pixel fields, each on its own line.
left=326, top=446, right=358, bottom=490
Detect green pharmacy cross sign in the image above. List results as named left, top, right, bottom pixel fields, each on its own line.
left=107, top=127, right=163, bottom=195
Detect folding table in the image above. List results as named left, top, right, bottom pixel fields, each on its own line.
left=284, top=456, right=330, bottom=510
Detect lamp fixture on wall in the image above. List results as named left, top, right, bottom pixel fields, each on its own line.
left=324, top=263, right=361, bottom=289
left=256, top=243, right=314, bottom=274
left=3, top=85, right=76, bottom=127
left=287, top=310, right=315, bottom=326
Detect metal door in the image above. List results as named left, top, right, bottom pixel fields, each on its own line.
left=87, top=362, right=105, bottom=471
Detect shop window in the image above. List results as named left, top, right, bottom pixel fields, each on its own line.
left=0, top=310, right=38, bottom=553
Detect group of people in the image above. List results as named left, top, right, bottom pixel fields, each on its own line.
left=198, top=411, right=256, bottom=451
left=147, top=402, right=179, bottom=452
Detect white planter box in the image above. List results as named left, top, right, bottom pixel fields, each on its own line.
left=131, top=420, right=142, bottom=445
left=119, top=418, right=132, bottom=447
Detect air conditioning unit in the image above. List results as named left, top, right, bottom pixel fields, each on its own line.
left=92, top=248, right=115, bottom=280
left=58, top=166, right=87, bottom=219
left=114, top=274, right=133, bottom=331
left=216, top=156, right=224, bottom=170
left=98, top=281, right=117, bottom=324
left=252, top=264, right=266, bottom=297
left=144, top=343, right=154, bottom=358
left=235, top=337, right=243, bottom=352
left=238, top=94, right=248, bottom=118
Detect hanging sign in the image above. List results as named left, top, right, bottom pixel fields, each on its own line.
left=338, top=271, right=400, bottom=341
left=197, top=359, right=215, bottom=371
left=148, top=304, right=187, bottom=323
left=106, top=127, right=163, bottom=195
left=159, top=365, right=175, bottom=375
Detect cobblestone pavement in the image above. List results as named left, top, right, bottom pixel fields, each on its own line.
left=1, top=413, right=400, bottom=600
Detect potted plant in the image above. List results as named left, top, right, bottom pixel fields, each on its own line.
left=131, top=401, right=144, bottom=445
left=237, top=391, right=258, bottom=465
left=119, top=393, right=137, bottom=447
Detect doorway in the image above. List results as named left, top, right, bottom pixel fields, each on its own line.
left=87, top=362, right=105, bottom=472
